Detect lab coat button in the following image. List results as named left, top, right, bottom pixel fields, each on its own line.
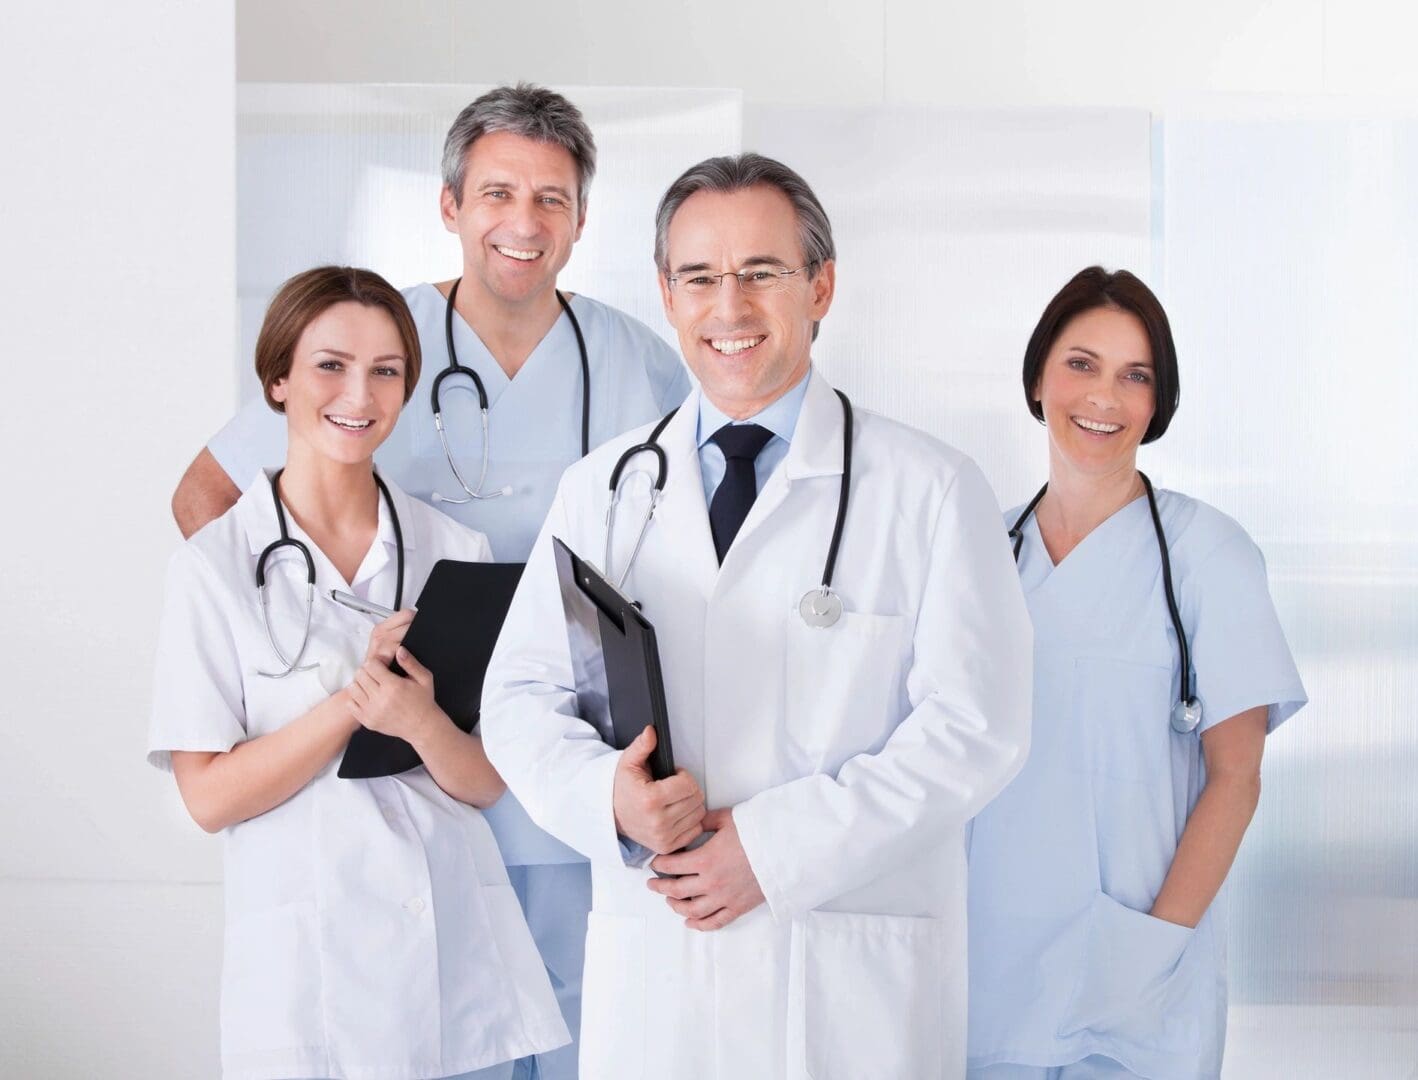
left=406, top=896, right=426, bottom=915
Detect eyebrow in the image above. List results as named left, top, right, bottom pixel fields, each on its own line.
left=312, top=349, right=406, bottom=363
left=671, top=254, right=793, bottom=275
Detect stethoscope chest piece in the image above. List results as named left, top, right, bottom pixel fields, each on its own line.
left=1171, top=697, right=1203, bottom=734
left=798, top=587, right=843, bottom=628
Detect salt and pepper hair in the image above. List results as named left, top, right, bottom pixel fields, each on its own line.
left=441, top=83, right=597, bottom=209
left=653, top=153, right=836, bottom=275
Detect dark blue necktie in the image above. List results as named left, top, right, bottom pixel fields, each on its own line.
left=708, top=423, right=774, bottom=563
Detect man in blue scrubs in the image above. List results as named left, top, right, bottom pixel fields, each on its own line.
left=172, top=83, right=690, bottom=1080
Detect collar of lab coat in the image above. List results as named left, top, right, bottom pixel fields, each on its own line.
left=235, top=469, right=417, bottom=566
left=669, top=365, right=845, bottom=483
left=777, top=366, right=846, bottom=481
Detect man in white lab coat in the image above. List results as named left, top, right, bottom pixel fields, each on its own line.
left=481, top=153, right=1033, bottom=1080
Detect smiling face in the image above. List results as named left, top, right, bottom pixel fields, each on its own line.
left=440, top=129, right=585, bottom=306
left=270, top=301, right=410, bottom=468
left=1033, top=304, right=1156, bottom=479
left=658, top=184, right=834, bottom=419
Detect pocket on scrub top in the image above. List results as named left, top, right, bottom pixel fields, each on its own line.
left=1055, top=891, right=1198, bottom=1050
left=1072, top=654, right=1173, bottom=782
left=221, top=902, right=319, bottom=1057
left=578, top=912, right=646, bottom=1079
left=799, top=911, right=944, bottom=1080
left=783, top=610, right=912, bottom=770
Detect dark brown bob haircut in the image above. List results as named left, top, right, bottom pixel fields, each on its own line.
left=255, top=266, right=421, bottom=412
left=1022, top=266, right=1180, bottom=444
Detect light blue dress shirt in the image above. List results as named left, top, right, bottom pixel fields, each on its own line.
left=695, top=368, right=811, bottom=508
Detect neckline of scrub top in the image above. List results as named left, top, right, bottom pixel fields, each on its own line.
left=420, top=282, right=583, bottom=408
left=1022, top=491, right=1150, bottom=589
left=246, top=469, right=407, bottom=602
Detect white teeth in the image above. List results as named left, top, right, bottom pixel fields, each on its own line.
left=709, top=336, right=765, bottom=355
left=327, top=415, right=373, bottom=430
left=1074, top=417, right=1122, bottom=434
left=494, top=246, right=541, bottom=261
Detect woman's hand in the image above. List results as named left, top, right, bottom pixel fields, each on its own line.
left=348, top=646, right=447, bottom=747
left=364, top=609, right=416, bottom=667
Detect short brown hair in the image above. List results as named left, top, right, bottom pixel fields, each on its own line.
left=255, top=266, right=421, bottom=412
left=1022, top=266, right=1180, bottom=444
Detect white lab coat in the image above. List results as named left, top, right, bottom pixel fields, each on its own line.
left=149, top=474, right=570, bottom=1080
left=482, top=370, right=1034, bottom=1080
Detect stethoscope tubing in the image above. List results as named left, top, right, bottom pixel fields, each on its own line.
left=255, top=469, right=404, bottom=678
left=433, top=278, right=591, bottom=502
left=603, top=389, right=855, bottom=617
left=1007, top=470, right=1199, bottom=727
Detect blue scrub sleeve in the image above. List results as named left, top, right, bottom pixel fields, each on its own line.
left=646, top=335, right=692, bottom=413
left=208, top=393, right=288, bottom=490
left=1182, top=533, right=1307, bottom=734
left=147, top=545, right=249, bottom=771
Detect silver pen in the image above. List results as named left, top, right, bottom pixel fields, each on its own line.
left=328, top=589, right=398, bottom=621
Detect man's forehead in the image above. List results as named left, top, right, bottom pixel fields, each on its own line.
left=667, top=185, right=803, bottom=260
left=464, top=131, right=578, bottom=179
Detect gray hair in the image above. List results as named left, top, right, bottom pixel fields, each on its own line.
left=653, top=153, right=836, bottom=275
left=441, top=83, right=597, bottom=209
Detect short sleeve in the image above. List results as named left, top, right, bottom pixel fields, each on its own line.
left=1182, top=533, right=1307, bottom=735
left=645, top=334, right=691, bottom=413
left=208, top=394, right=287, bottom=490
left=147, top=545, right=249, bottom=771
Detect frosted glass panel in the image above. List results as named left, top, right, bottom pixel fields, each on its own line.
left=1159, top=114, right=1418, bottom=1078
left=236, top=83, right=742, bottom=398
left=744, top=105, right=1153, bottom=506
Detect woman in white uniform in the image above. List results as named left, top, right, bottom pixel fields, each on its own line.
left=966, top=267, right=1307, bottom=1080
left=148, top=266, right=569, bottom=1080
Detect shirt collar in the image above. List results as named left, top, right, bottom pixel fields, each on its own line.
left=696, top=366, right=812, bottom=450
left=235, top=469, right=415, bottom=562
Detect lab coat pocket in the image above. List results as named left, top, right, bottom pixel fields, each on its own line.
left=784, top=611, right=912, bottom=771
left=800, top=911, right=943, bottom=1080
left=578, top=912, right=645, bottom=1079
left=1073, top=655, right=1173, bottom=781
left=221, top=902, right=319, bottom=1058
left=1055, top=891, right=1198, bottom=1048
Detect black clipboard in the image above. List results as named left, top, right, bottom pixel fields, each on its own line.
left=338, top=559, right=524, bottom=779
left=552, top=537, right=676, bottom=781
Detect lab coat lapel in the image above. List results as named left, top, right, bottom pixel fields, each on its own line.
left=648, top=392, right=719, bottom=598
left=723, top=368, right=844, bottom=565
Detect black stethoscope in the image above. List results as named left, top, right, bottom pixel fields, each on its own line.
left=431, top=277, right=591, bottom=504
left=1008, top=471, right=1201, bottom=734
left=604, top=388, right=855, bottom=629
left=255, top=469, right=405, bottom=679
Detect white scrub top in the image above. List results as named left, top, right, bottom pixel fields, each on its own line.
left=208, top=283, right=690, bottom=868
left=148, top=474, right=570, bottom=1080
left=966, top=489, right=1307, bottom=1080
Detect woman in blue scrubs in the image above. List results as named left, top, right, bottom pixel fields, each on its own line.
left=966, top=267, right=1307, bottom=1080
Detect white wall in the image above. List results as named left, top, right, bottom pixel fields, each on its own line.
left=0, top=4, right=235, bottom=1077
left=237, top=0, right=1418, bottom=105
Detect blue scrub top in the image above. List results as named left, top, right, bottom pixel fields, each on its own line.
left=210, top=282, right=691, bottom=866
left=966, top=489, right=1307, bottom=1079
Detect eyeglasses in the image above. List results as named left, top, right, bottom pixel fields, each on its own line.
left=666, top=263, right=817, bottom=297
